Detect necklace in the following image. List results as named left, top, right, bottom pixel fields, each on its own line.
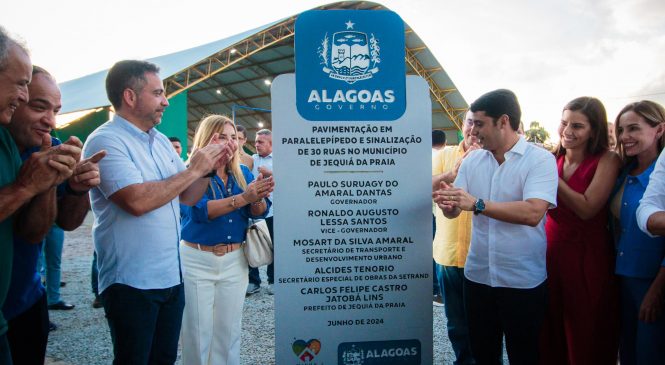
left=213, top=172, right=234, bottom=198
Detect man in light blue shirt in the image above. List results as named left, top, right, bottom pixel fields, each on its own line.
left=83, top=60, right=234, bottom=365
left=247, top=128, right=274, bottom=295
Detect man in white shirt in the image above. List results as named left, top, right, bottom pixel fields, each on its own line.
left=638, top=149, right=665, bottom=236
left=247, top=128, right=274, bottom=295
left=434, top=89, right=558, bottom=364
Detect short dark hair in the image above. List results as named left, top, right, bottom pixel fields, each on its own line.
left=105, top=60, right=160, bottom=110
left=168, top=136, right=181, bottom=143
left=554, top=96, right=608, bottom=157
left=432, top=130, right=446, bottom=147
left=236, top=124, right=247, bottom=136
left=470, top=89, right=521, bottom=131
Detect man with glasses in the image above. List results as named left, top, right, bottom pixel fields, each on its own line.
left=432, top=111, right=480, bottom=364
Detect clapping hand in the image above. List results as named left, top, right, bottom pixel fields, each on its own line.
left=210, top=132, right=237, bottom=171
left=17, top=134, right=80, bottom=194
left=244, top=174, right=274, bottom=203
left=433, top=181, right=475, bottom=213
left=453, top=142, right=481, bottom=176
left=257, top=166, right=272, bottom=178
left=189, top=133, right=226, bottom=177
left=68, top=150, right=107, bottom=193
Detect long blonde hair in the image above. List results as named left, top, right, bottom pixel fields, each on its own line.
left=191, top=114, right=247, bottom=190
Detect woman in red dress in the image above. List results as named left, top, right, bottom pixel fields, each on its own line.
left=540, top=97, right=621, bottom=364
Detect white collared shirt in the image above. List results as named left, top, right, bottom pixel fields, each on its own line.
left=454, top=137, right=558, bottom=289
left=252, top=152, right=273, bottom=217
left=637, top=148, right=665, bottom=237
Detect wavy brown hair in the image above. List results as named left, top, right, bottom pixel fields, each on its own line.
left=554, top=96, right=609, bottom=157
left=615, top=100, right=665, bottom=167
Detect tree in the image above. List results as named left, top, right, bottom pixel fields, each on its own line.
left=525, top=121, right=550, bottom=144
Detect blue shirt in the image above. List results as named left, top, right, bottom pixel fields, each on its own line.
left=83, top=115, right=186, bottom=294
left=181, top=165, right=270, bottom=244
left=615, top=162, right=665, bottom=278
left=3, top=137, right=61, bottom=321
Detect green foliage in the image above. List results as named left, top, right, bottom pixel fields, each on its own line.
left=525, top=121, right=550, bottom=144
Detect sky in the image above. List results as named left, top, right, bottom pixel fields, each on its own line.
left=2, top=0, right=664, bottom=141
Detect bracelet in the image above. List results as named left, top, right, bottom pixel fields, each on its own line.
left=65, top=182, right=88, bottom=196
left=231, top=195, right=237, bottom=209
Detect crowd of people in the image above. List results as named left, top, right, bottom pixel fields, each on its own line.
left=0, top=28, right=276, bottom=365
left=1, top=24, right=665, bottom=365
left=432, top=90, right=665, bottom=364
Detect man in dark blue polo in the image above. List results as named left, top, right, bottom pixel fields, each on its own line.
left=0, top=27, right=80, bottom=365
left=3, top=66, right=105, bottom=364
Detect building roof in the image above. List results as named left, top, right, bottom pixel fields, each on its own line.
left=58, top=1, right=467, bottom=138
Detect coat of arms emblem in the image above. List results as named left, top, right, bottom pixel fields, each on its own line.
left=341, top=345, right=364, bottom=365
left=318, top=20, right=381, bottom=84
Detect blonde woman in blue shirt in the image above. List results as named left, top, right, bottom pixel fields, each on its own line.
left=612, top=100, right=665, bottom=364
left=180, top=115, right=274, bottom=365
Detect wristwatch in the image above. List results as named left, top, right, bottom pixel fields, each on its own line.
left=473, top=198, right=485, bottom=216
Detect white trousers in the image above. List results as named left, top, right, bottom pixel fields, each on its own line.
left=180, top=243, right=249, bottom=365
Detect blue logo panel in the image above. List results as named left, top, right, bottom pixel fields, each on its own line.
left=295, top=10, right=406, bottom=121
left=338, top=339, right=421, bottom=365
